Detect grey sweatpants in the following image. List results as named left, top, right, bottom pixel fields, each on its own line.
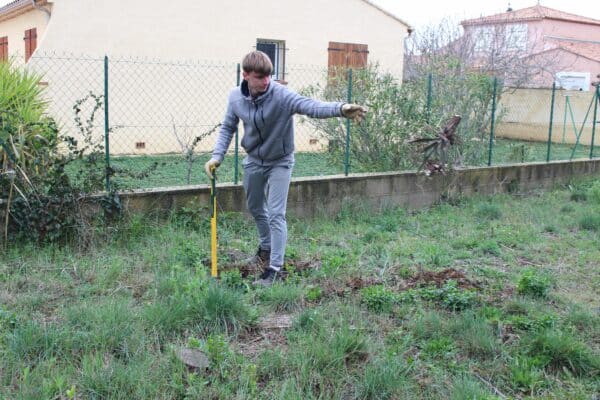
left=242, top=159, right=293, bottom=268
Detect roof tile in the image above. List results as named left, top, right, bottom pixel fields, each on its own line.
left=461, top=5, right=600, bottom=27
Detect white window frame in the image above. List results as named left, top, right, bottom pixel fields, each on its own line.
left=256, top=39, right=286, bottom=80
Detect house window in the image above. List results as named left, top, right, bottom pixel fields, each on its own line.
left=24, top=27, right=37, bottom=61
left=505, top=23, right=527, bottom=51
left=256, top=39, right=286, bottom=80
left=473, top=26, right=494, bottom=52
left=0, top=36, right=7, bottom=62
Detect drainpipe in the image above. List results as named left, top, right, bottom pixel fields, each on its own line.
left=31, top=0, right=51, bottom=20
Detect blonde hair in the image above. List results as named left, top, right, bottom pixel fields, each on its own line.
left=242, top=51, right=273, bottom=75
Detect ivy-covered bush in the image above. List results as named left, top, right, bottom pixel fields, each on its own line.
left=0, top=63, right=118, bottom=246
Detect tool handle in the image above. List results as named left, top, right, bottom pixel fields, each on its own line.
left=210, top=168, right=218, bottom=278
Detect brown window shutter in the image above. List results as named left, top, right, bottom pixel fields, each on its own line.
left=24, top=28, right=37, bottom=62
left=0, top=37, right=7, bottom=62
left=328, top=41, right=348, bottom=69
left=348, top=43, right=368, bottom=69
left=327, top=41, right=368, bottom=75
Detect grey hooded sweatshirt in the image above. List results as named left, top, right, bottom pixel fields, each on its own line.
left=211, top=80, right=344, bottom=166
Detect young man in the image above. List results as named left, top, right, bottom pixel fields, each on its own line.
left=205, top=50, right=366, bottom=286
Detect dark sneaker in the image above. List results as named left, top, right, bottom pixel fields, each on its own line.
left=253, top=267, right=282, bottom=287
left=244, top=247, right=270, bottom=267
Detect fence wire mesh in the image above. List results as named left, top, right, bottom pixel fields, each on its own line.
left=5, top=51, right=599, bottom=190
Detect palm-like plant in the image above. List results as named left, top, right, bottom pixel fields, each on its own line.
left=409, top=115, right=461, bottom=175
left=0, top=62, right=59, bottom=247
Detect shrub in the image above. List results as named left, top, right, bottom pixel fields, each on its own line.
left=478, top=239, right=501, bottom=256
left=1, top=89, right=117, bottom=245
left=517, top=268, right=552, bottom=298
left=360, top=285, right=398, bottom=313
left=418, top=280, right=478, bottom=310
left=220, top=269, right=248, bottom=290
left=301, top=65, right=429, bottom=172
left=2, top=69, right=157, bottom=245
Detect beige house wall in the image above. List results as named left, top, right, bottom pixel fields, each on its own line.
left=39, top=0, right=407, bottom=74
left=10, top=0, right=410, bottom=155
left=0, top=7, right=49, bottom=59
left=496, top=88, right=598, bottom=146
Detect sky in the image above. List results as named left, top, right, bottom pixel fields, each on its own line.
left=0, top=0, right=599, bottom=32
left=369, top=0, right=600, bottom=30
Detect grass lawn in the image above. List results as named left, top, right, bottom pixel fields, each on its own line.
left=103, top=139, right=598, bottom=190
left=1, top=178, right=599, bottom=398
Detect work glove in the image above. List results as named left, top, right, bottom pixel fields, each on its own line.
left=204, top=159, right=221, bottom=179
left=341, top=103, right=367, bottom=123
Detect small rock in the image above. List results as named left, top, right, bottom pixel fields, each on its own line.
left=175, top=347, right=209, bottom=369
left=259, top=314, right=293, bottom=329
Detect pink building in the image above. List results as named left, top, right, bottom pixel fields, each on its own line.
left=461, top=5, right=600, bottom=91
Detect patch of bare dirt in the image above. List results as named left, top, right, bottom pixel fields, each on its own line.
left=401, top=268, right=481, bottom=290
left=212, top=254, right=322, bottom=279
left=286, top=258, right=321, bottom=274
left=235, top=313, right=292, bottom=358
left=320, top=276, right=383, bottom=298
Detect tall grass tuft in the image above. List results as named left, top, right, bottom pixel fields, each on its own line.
left=475, top=202, right=502, bottom=220
left=5, top=320, right=65, bottom=364
left=450, top=375, right=494, bottom=400
left=355, top=356, right=412, bottom=399
left=198, top=283, right=256, bottom=334
left=64, top=299, right=143, bottom=359
left=258, top=282, right=304, bottom=312
left=527, top=329, right=600, bottom=376
left=449, top=312, right=499, bottom=358
left=578, top=213, right=600, bottom=231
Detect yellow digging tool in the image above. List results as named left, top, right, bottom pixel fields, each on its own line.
left=210, top=166, right=218, bottom=278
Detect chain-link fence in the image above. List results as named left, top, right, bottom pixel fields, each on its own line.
left=8, top=51, right=600, bottom=190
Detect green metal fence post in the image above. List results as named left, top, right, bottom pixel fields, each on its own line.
left=590, top=85, right=599, bottom=159
left=344, top=68, right=353, bottom=176
left=426, top=73, right=433, bottom=123
left=487, top=77, right=498, bottom=166
left=234, top=63, right=241, bottom=184
left=103, top=55, right=111, bottom=192
left=546, top=82, right=556, bottom=162
left=562, top=96, right=568, bottom=143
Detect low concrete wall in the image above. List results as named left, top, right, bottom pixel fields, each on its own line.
left=117, top=158, right=600, bottom=218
